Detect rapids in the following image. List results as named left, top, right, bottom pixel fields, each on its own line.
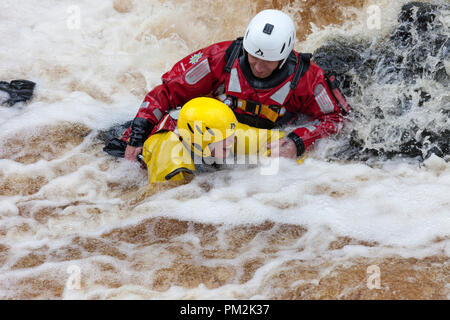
left=0, top=0, right=449, bottom=299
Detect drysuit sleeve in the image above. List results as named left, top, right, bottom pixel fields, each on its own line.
left=287, top=63, right=346, bottom=156
left=124, top=41, right=232, bottom=146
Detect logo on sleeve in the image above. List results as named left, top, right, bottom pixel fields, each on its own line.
left=189, top=52, right=203, bottom=65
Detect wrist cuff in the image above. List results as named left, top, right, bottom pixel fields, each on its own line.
left=128, top=137, right=144, bottom=147
left=128, top=117, right=154, bottom=147
left=287, top=132, right=305, bottom=157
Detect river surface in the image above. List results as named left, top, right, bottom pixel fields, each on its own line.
left=0, top=0, right=449, bottom=299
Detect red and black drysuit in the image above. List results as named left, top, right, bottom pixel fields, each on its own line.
left=119, top=38, right=349, bottom=157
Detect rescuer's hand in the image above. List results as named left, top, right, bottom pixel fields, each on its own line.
left=124, top=145, right=143, bottom=162
left=267, top=137, right=297, bottom=159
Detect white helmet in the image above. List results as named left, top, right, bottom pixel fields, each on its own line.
left=243, top=9, right=296, bottom=67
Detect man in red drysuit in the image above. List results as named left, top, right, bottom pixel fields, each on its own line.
left=119, top=9, right=349, bottom=163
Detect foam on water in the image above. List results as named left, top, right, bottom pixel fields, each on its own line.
left=0, top=0, right=449, bottom=299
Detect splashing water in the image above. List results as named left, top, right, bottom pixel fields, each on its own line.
left=312, top=1, right=449, bottom=162
left=0, top=0, right=449, bottom=299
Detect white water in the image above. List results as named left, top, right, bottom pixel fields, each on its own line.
left=0, top=0, right=449, bottom=299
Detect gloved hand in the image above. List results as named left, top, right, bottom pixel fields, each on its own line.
left=0, top=80, right=36, bottom=106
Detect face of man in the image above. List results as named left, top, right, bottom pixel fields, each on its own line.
left=247, top=54, right=280, bottom=79
left=209, top=134, right=235, bottom=159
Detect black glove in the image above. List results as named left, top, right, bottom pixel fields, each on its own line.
left=128, top=117, right=154, bottom=147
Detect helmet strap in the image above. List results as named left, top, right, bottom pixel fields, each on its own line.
left=279, top=57, right=288, bottom=69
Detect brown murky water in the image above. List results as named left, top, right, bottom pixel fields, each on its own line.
left=0, top=0, right=449, bottom=300
left=1, top=214, right=448, bottom=299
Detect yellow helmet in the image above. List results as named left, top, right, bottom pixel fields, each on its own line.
left=177, top=97, right=238, bottom=157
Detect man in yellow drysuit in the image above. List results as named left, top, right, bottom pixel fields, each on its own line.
left=141, top=97, right=286, bottom=184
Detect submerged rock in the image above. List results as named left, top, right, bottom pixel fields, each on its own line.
left=314, top=2, right=449, bottom=89
left=313, top=1, right=449, bottom=161
left=313, top=2, right=450, bottom=161
left=0, top=80, right=36, bottom=106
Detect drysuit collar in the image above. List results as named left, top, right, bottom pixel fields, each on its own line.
left=239, top=51, right=297, bottom=90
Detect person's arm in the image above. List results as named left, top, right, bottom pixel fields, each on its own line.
left=279, top=64, right=346, bottom=158
left=123, top=85, right=173, bottom=161
left=123, top=41, right=231, bottom=160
